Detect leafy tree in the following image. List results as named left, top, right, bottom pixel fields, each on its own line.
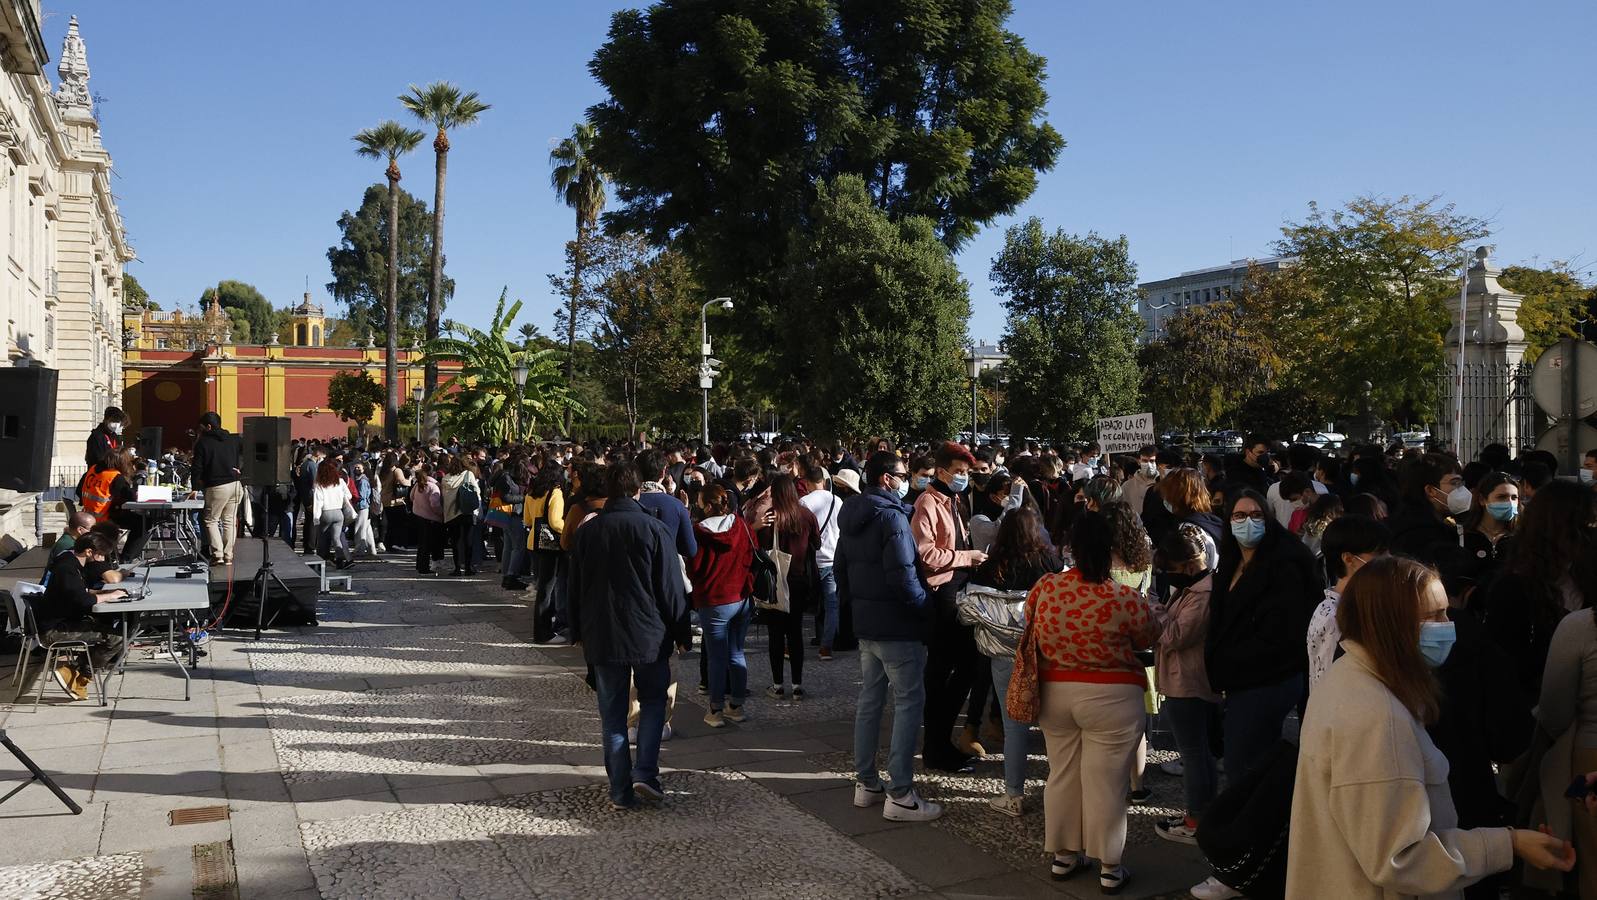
left=327, top=370, right=386, bottom=442
left=550, top=121, right=608, bottom=433
left=352, top=120, right=427, bottom=442
left=326, top=184, right=450, bottom=346
left=423, top=290, right=581, bottom=444
left=121, top=273, right=151, bottom=310
left=993, top=219, right=1142, bottom=442
left=586, top=0, right=1063, bottom=398
left=588, top=235, right=701, bottom=437
left=200, top=280, right=280, bottom=345
left=1500, top=263, right=1596, bottom=361
left=1140, top=301, right=1280, bottom=431
left=788, top=175, right=968, bottom=439
left=1271, top=195, right=1488, bottom=421
left=400, top=81, right=491, bottom=440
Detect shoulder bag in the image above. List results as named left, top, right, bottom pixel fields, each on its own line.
left=1005, top=611, right=1042, bottom=723
left=741, top=517, right=787, bottom=613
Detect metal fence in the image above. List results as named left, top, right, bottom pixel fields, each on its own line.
left=1436, top=361, right=1534, bottom=462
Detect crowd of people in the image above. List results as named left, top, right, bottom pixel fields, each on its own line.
left=58, top=403, right=1597, bottom=897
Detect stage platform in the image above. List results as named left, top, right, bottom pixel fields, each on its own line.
left=213, top=538, right=320, bottom=627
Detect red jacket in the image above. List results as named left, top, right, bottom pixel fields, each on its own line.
left=688, top=516, right=755, bottom=609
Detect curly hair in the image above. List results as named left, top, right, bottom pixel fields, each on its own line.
left=1102, top=501, right=1151, bottom=572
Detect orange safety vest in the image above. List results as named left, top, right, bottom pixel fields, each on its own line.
left=81, top=467, right=119, bottom=521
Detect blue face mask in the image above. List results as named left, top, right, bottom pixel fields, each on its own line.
left=893, top=478, right=910, bottom=500
left=1230, top=517, right=1266, bottom=548
left=949, top=473, right=970, bottom=493
left=1486, top=501, right=1518, bottom=522
left=1419, top=621, right=1456, bottom=667
left=1349, top=472, right=1361, bottom=487
left=911, top=475, right=932, bottom=491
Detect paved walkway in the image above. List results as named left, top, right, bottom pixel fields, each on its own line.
left=0, top=554, right=1210, bottom=899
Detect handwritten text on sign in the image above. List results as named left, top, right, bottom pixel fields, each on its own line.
left=1098, top=413, right=1155, bottom=454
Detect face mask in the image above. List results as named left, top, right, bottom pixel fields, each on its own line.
left=1142, top=462, right=1158, bottom=478
left=1231, top=518, right=1266, bottom=548
left=108, top=422, right=124, bottom=435
left=1163, top=499, right=1175, bottom=514
left=893, top=478, right=910, bottom=500
left=1486, top=501, right=1518, bottom=523
left=1440, top=484, right=1473, bottom=516
left=1166, top=568, right=1210, bottom=590
left=911, top=475, right=931, bottom=491
left=1349, top=472, right=1361, bottom=487
left=1581, top=469, right=1594, bottom=485
left=949, top=473, right=970, bottom=493
left=1418, top=621, right=1456, bottom=667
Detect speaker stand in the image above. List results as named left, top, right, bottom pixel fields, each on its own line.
left=0, top=729, right=81, bottom=814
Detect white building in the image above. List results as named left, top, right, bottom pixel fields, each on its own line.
left=1136, top=256, right=1292, bottom=342
left=0, top=10, right=131, bottom=537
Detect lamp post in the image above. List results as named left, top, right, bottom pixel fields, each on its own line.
left=700, top=296, right=734, bottom=446
left=512, top=358, right=529, bottom=444
left=966, top=344, right=981, bottom=447
left=412, top=384, right=424, bottom=442
left=992, top=370, right=1004, bottom=441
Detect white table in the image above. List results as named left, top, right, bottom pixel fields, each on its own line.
left=93, top=565, right=212, bottom=701
left=124, top=499, right=205, bottom=557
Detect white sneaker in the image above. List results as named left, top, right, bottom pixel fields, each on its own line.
left=660, top=723, right=673, bottom=742
left=882, top=788, right=943, bottom=822
left=852, top=783, right=886, bottom=808
left=626, top=726, right=639, bottom=744
left=1160, top=758, right=1185, bottom=777
left=1190, top=875, right=1243, bottom=899
left=988, top=793, right=1023, bottom=818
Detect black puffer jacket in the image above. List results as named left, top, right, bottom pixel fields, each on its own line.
left=567, top=497, right=691, bottom=667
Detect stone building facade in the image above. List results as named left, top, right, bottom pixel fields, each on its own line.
left=0, top=11, right=130, bottom=538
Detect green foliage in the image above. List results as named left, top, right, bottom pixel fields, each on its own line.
left=121, top=273, right=151, bottom=310
left=1271, top=195, right=1488, bottom=421
left=1140, top=300, right=1280, bottom=431
left=550, top=122, right=606, bottom=230
left=326, top=183, right=451, bottom=344
left=399, top=82, right=491, bottom=136
left=422, top=290, right=582, bottom=443
left=587, top=0, right=1062, bottom=399
left=200, top=280, right=280, bottom=345
left=787, top=175, right=968, bottom=439
left=1234, top=388, right=1328, bottom=438
left=327, top=370, right=385, bottom=426
left=992, top=219, right=1142, bottom=442
left=1501, top=264, right=1596, bottom=362
left=588, top=234, right=702, bottom=435
left=353, top=121, right=425, bottom=171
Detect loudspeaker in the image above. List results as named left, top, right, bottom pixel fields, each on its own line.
left=0, top=367, right=58, bottom=492
left=242, top=416, right=292, bottom=486
left=137, top=426, right=163, bottom=461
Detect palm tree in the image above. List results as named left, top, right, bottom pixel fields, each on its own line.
left=399, top=81, right=490, bottom=441
left=549, top=121, right=606, bottom=434
left=353, top=120, right=425, bottom=443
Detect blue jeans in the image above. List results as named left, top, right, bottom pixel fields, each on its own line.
left=854, top=639, right=928, bottom=799
left=817, top=566, right=839, bottom=649
left=699, top=600, right=751, bottom=709
left=592, top=655, right=671, bottom=806
left=1161, top=695, right=1219, bottom=817
left=1222, top=674, right=1303, bottom=783
left=502, top=517, right=529, bottom=578
left=989, top=654, right=1033, bottom=797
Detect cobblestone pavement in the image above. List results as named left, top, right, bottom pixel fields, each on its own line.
left=0, top=550, right=1210, bottom=899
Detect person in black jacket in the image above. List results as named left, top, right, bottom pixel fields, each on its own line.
left=36, top=532, right=127, bottom=700
left=567, top=463, right=691, bottom=810
left=1204, top=488, right=1321, bottom=783
left=190, top=412, right=244, bottom=566
left=1387, top=452, right=1469, bottom=570
left=84, top=407, right=127, bottom=470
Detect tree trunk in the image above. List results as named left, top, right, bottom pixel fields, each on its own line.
left=424, top=131, right=449, bottom=443
left=564, top=217, right=585, bottom=435
left=383, top=169, right=402, bottom=443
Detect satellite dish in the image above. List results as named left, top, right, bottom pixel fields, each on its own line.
left=1531, top=338, right=1597, bottom=419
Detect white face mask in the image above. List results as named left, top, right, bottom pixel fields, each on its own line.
left=1582, top=469, right=1595, bottom=485
left=1141, top=461, right=1158, bottom=478
left=1443, top=484, right=1473, bottom=516
left=108, top=422, right=124, bottom=435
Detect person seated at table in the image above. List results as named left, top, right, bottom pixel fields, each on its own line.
left=51, top=511, right=97, bottom=558
left=36, top=532, right=127, bottom=701
left=80, top=448, right=151, bottom=565
left=84, top=522, right=128, bottom=586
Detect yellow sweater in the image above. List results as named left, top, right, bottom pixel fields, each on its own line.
left=523, top=486, right=566, bottom=550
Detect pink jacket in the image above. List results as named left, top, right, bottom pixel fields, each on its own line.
left=911, top=487, right=982, bottom=588
left=1154, top=574, right=1219, bottom=701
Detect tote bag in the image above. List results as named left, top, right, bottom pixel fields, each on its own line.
left=1005, top=614, right=1042, bottom=723
left=742, top=517, right=789, bottom=613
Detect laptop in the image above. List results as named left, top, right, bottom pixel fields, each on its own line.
left=120, top=566, right=153, bottom=601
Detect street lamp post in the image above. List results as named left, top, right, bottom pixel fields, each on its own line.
left=966, top=345, right=981, bottom=448
left=512, top=359, right=529, bottom=444
left=992, top=371, right=1004, bottom=440
left=412, top=384, right=424, bottom=442
left=700, top=296, right=734, bottom=446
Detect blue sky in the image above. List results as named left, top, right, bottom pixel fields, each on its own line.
left=53, top=0, right=1595, bottom=343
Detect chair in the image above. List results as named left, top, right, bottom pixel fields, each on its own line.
left=7, top=584, right=103, bottom=707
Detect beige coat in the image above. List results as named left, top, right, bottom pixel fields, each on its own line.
left=1287, top=642, right=1513, bottom=899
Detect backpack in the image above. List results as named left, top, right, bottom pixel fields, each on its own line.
left=455, top=476, right=481, bottom=516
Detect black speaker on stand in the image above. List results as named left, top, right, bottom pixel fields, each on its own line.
left=238, top=417, right=294, bottom=639
left=0, top=367, right=58, bottom=492
left=136, top=426, right=163, bottom=462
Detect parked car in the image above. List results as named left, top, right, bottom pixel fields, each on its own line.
left=1395, top=431, right=1430, bottom=449
left=1292, top=431, right=1346, bottom=450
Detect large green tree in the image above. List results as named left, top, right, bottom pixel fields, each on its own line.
left=588, top=234, right=701, bottom=437
left=121, top=272, right=152, bottom=310
left=1140, top=301, right=1281, bottom=431
left=325, top=184, right=452, bottom=348
left=586, top=0, right=1062, bottom=400
left=788, top=175, right=968, bottom=439
left=550, top=121, right=608, bottom=434
left=400, top=81, right=490, bottom=440
left=200, top=280, right=279, bottom=344
left=1500, top=263, right=1596, bottom=362
left=992, top=219, right=1142, bottom=442
left=1271, top=195, right=1488, bottom=422
left=327, top=370, right=386, bottom=443
left=353, top=120, right=426, bottom=442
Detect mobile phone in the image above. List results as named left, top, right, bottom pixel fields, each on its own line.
left=1564, top=775, right=1594, bottom=800
left=1008, top=481, right=1025, bottom=505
